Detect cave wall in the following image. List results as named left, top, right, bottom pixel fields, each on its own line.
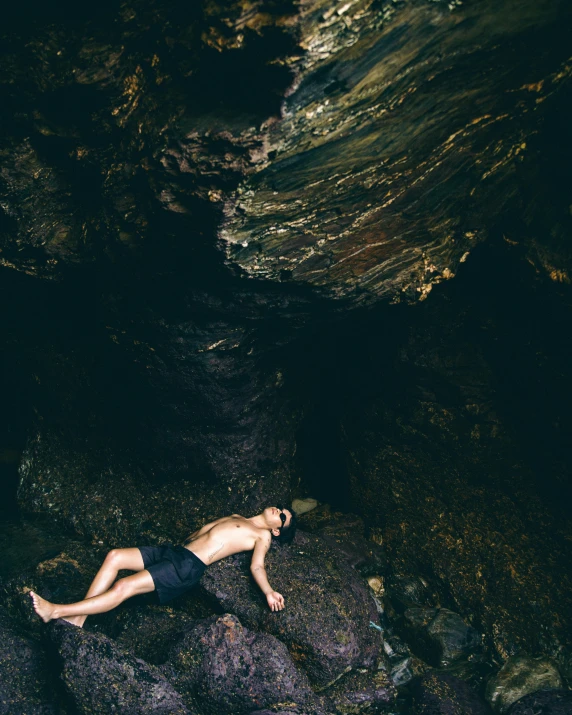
left=1, top=0, right=571, bottom=664
left=334, top=240, right=572, bottom=659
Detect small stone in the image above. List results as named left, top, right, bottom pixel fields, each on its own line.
left=292, top=498, right=318, bottom=515
left=367, top=576, right=384, bottom=596
left=390, top=655, right=430, bottom=687
left=385, top=573, right=435, bottom=613
left=485, top=655, right=563, bottom=714
left=369, top=528, right=383, bottom=546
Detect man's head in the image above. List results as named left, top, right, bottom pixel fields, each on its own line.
left=266, top=505, right=297, bottom=544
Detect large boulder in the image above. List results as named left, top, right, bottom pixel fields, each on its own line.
left=164, top=614, right=316, bottom=715
left=485, top=655, right=564, bottom=714
left=400, top=607, right=481, bottom=667
left=0, top=606, right=57, bottom=714
left=200, top=531, right=381, bottom=686
left=50, top=619, right=190, bottom=714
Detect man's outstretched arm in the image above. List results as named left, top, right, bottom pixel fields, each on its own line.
left=250, top=534, right=285, bottom=611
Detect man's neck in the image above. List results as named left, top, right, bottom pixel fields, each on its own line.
left=248, top=513, right=271, bottom=531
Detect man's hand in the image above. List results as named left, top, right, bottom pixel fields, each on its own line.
left=266, top=591, right=285, bottom=611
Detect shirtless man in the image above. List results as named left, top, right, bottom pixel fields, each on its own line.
left=30, top=505, right=297, bottom=626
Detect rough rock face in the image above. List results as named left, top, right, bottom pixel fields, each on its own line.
left=15, top=312, right=302, bottom=543
left=323, top=667, right=396, bottom=713
left=339, top=248, right=572, bottom=659
left=221, top=0, right=572, bottom=300
left=50, top=620, right=190, bottom=714
left=2, top=1, right=570, bottom=297
left=113, top=606, right=202, bottom=665
left=164, top=614, right=315, bottom=714
left=0, top=606, right=57, bottom=715
left=411, top=672, right=493, bottom=715
left=485, top=656, right=564, bottom=714
left=200, top=531, right=381, bottom=686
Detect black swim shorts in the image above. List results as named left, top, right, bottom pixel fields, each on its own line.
left=139, top=544, right=206, bottom=604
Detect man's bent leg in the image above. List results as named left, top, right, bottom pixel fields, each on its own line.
left=66, top=548, right=145, bottom=628
left=31, top=569, right=154, bottom=623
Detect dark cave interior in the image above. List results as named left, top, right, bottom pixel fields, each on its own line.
left=2, top=229, right=571, bottom=520
left=1, top=0, right=572, bottom=712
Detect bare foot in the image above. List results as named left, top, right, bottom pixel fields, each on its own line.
left=29, top=591, right=56, bottom=623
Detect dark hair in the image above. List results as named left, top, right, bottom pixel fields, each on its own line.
left=273, top=507, right=298, bottom=545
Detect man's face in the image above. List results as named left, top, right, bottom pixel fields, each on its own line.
left=267, top=506, right=292, bottom=530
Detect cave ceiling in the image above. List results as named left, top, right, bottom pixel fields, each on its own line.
left=1, top=0, right=571, bottom=304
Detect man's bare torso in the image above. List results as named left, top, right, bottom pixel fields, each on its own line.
left=182, top=514, right=265, bottom=566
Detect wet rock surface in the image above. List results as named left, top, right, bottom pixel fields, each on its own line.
left=485, top=655, right=564, bottom=714
left=411, top=672, right=493, bottom=715
left=51, top=619, right=190, bottom=714
left=2, top=1, right=570, bottom=297
left=200, top=531, right=380, bottom=687
left=164, top=613, right=315, bottom=715
left=0, top=606, right=57, bottom=715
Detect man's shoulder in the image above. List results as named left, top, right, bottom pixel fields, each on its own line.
left=255, top=530, right=272, bottom=546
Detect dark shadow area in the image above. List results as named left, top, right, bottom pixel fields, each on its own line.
left=284, top=234, right=572, bottom=522
left=295, top=408, right=350, bottom=509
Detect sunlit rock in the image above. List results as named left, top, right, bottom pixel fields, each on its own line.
left=485, top=655, right=564, bottom=714
left=291, top=497, right=318, bottom=515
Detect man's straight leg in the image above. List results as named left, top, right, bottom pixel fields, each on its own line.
left=30, top=569, right=155, bottom=623
left=61, top=547, right=146, bottom=627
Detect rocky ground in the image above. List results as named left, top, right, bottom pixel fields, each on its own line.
left=1, top=502, right=570, bottom=714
